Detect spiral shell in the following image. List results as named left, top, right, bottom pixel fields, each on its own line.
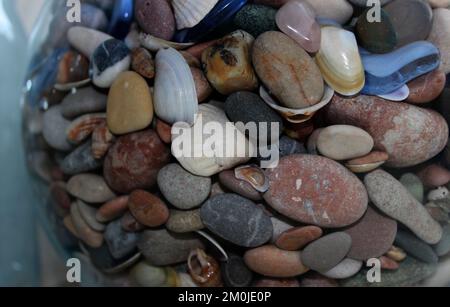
left=188, top=249, right=223, bottom=287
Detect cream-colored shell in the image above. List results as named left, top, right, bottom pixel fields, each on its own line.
left=172, top=0, right=219, bottom=30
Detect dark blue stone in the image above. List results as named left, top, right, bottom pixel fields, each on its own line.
left=90, top=39, right=130, bottom=75
left=173, top=0, right=248, bottom=43
left=362, top=41, right=440, bottom=95
left=108, top=0, right=134, bottom=39
left=61, top=141, right=103, bottom=175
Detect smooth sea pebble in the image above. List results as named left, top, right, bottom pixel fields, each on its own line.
left=298, top=273, right=338, bottom=287
left=200, top=194, right=272, bottom=247
left=218, top=170, right=262, bottom=201
left=128, top=190, right=169, bottom=227
left=67, top=26, right=113, bottom=58
left=346, top=151, right=389, bottom=173
left=60, top=87, right=107, bottom=119
left=191, top=67, right=212, bottom=103
left=428, top=8, right=450, bottom=74
left=252, top=31, right=324, bottom=109
left=104, top=219, right=140, bottom=260
left=379, top=256, right=400, bottom=271
left=42, top=105, right=72, bottom=152
left=85, top=243, right=138, bottom=274
left=278, top=136, right=307, bottom=157
left=417, top=164, right=450, bottom=188
left=425, top=202, right=450, bottom=223
left=155, top=119, right=172, bottom=144
left=270, top=216, right=296, bottom=243
left=120, top=211, right=146, bottom=233
left=322, top=258, right=363, bottom=280
left=316, top=125, right=374, bottom=161
left=386, top=246, right=407, bottom=262
left=306, top=128, right=323, bottom=155
left=433, top=224, right=450, bottom=256
left=61, top=141, right=102, bottom=176
left=233, top=4, right=277, bottom=38
left=181, top=51, right=201, bottom=68
left=70, top=202, right=104, bottom=248
left=107, top=71, right=153, bottom=135
left=50, top=181, right=71, bottom=214
left=341, top=257, right=437, bottom=287
left=399, top=173, right=424, bottom=203
left=407, top=69, right=446, bottom=104
left=75, top=200, right=105, bottom=232
left=301, top=232, right=352, bottom=273
left=244, top=245, right=309, bottom=278
left=253, top=278, right=299, bottom=288
left=131, top=261, right=173, bottom=287
left=63, top=215, right=79, bottom=239
left=275, top=226, right=323, bottom=251
left=56, top=50, right=89, bottom=85
left=165, top=209, right=205, bottom=233
left=138, top=229, right=205, bottom=266
left=104, top=130, right=171, bottom=194
left=67, top=173, right=116, bottom=203
left=157, top=163, right=212, bottom=210
left=395, top=230, right=439, bottom=264
left=96, top=196, right=129, bottom=223
left=324, top=95, right=449, bottom=167
left=222, top=254, right=253, bottom=288
left=364, top=170, right=443, bottom=245
left=131, top=47, right=155, bottom=79
left=302, top=0, right=353, bottom=25
left=344, top=207, right=397, bottom=260
left=264, top=155, right=368, bottom=228
left=135, top=0, right=175, bottom=41
left=428, top=0, right=450, bottom=8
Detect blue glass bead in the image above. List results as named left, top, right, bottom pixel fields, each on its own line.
left=362, top=41, right=441, bottom=95
left=173, top=0, right=248, bottom=43
left=108, top=0, right=134, bottom=40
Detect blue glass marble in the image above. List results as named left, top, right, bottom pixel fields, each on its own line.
left=362, top=41, right=441, bottom=95
left=173, top=0, right=248, bottom=43
left=108, top=0, right=134, bottom=40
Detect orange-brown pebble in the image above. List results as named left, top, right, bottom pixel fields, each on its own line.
left=275, top=226, right=323, bottom=251
left=379, top=256, right=400, bottom=270
left=385, top=246, right=407, bottom=262
left=417, top=164, right=450, bottom=188
left=186, top=40, right=220, bottom=59
left=155, top=119, right=172, bottom=144
left=96, top=196, right=130, bottom=223
left=191, top=67, right=213, bottom=103
left=128, top=190, right=170, bottom=227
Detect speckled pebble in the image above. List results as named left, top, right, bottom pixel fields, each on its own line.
left=67, top=173, right=116, bottom=203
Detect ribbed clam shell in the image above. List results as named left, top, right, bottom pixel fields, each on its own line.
left=172, top=0, right=219, bottom=30
left=315, top=26, right=365, bottom=96
left=154, top=48, right=199, bottom=125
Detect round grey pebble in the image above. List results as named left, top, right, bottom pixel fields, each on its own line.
left=222, top=254, right=253, bottom=287
left=60, top=87, right=107, bottom=119
left=200, top=193, right=273, bottom=248
left=42, top=105, right=73, bottom=151
left=104, top=219, right=140, bottom=260
left=66, top=173, right=116, bottom=203
left=395, top=229, right=439, bottom=264
left=157, top=163, right=212, bottom=210
left=61, top=141, right=102, bottom=175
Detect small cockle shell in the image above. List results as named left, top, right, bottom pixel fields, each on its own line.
left=188, top=249, right=223, bottom=287
left=139, top=32, right=194, bottom=52
left=234, top=165, right=270, bottom=193
left=172, top=0, right=219, bottom=30
left=345, top=151, right=389, bottom=173
left=260, top=85, right=334, bottom=123
left=315, top=26, right=365, bottom=96
left=92, top=122, right=115, bottom=159
left=154, top=48, right=199, bottom=125
left=66, top=113, right=106, bottom=145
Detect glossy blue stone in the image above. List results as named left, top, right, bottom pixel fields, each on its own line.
left=362, top=41, right=441, bottom=95
left=173, top=0, right=248, bottom=43
left=108, top=0, right=134, bottom=39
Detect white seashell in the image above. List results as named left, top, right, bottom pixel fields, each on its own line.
left=172, top=0, right=219, bottom=30
left=154, top=48, right=199, bottom=125
left=428, top=187, right=450, bottom=201
left=196, top=230, right=229, bottom=262
left=67, top=26, right=113, bottom=58
left=378, top=84, right=410, bottom=101
left=260, top=85, right=334, bottom=123
left=171, top=103, right=256, bottom=177
left=139, top=32, right=194, bottom=52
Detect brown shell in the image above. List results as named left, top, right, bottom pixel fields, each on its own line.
left=92, top=122, right=115, bottom=159
left=66, top=113, right=106, bottom=144
left=188, top=249, right=223, bottom=287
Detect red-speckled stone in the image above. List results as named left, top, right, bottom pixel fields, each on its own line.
left=344, top=207, right=397, bottom=260
left=128, top=190, right=169, bottom=227
left=135, top=0, right=175, bottom=41
left=264, top=154, right=368, bottom=228
left=155, top=119, right=172, bottom=144
left=417, top=164, right=450, bottom=188
left=407, top=69, right=446, bottom=104
left=103, top=130, right=171, bottom=194
left=275, top=226, right=323, bottom=251
left=324, top=95, right=448, bottom=168
left=96, top=196, right=129, bottom=223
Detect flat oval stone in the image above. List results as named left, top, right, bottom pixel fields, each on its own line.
left=191, top=67, right=212, bottom=103
left=244, top=245, right=309, bottom=277
left=131, top=47, right=155, bottom=79
left=395, top=230, right=439, bottom=264
left=317, top=125, right=374, bottom=161
left=68, top=26, right=113, bottom=58
left=222, top=254, right=253, bottom=287
left=275, top=226, right=323, bottom=251
left=128, top=190, right=169, bottom=228
left=362, top=41, right=441, bottom=95
left=155, top=119, right=172, bottom=144
left=60, top=87, right=107, bottom=119
left=61, top=141, right=102, bottom=175
left=135, top=0, right=175, bottom=40
left=218, top=170, right=262, bottom=201
left=276, top=0, right=320, bottom=53
left=324, top=95, right=448, bottom=167
left=322, top=258, right=363, bottom=280
left=304, top=0, right=353, bottom=25
left=107, top=71, right=153, bottom=135
left=264, top=155, right=368, bottom=228
left=104, top=219, right=139, bottom=260
left=42, top=105, right=72, bottom=152
left=67, top=173, right=116, bottom=203
left=166, top=209, right=205, bottom=233
left=96, top=196, right=129, bottom=223
left=417, top=164, right=450, bottom=188
left=346, top=151, right=389, bottom=173
left=75, top=200, right=105, bottom=232
left=233, top=4, right=277, bottom=38
left=131, top=261, right=172, bottom=287
left=407, top=69, right=446, bottom=104
left=138, top=229, right=205, bottom=266
left=157, top=163, right=212, bottom=210
left=364, top=170, right=443, bottom=244
left=252, top=31, right=324, bottom=109
left=301, top=232, right=352, bottom=273
left=270, top=216, right=296, bottom=243
left=428, top=8, right=450, bottom=74
left=120, top=211, right=146, bottom=233
left=104, top=130, right=171, bottom=194
left=200, top=193, right=273, bottom=247
left=70, top=202, right=104, bottom=248
left=344, top=207, right=397, bottom=260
